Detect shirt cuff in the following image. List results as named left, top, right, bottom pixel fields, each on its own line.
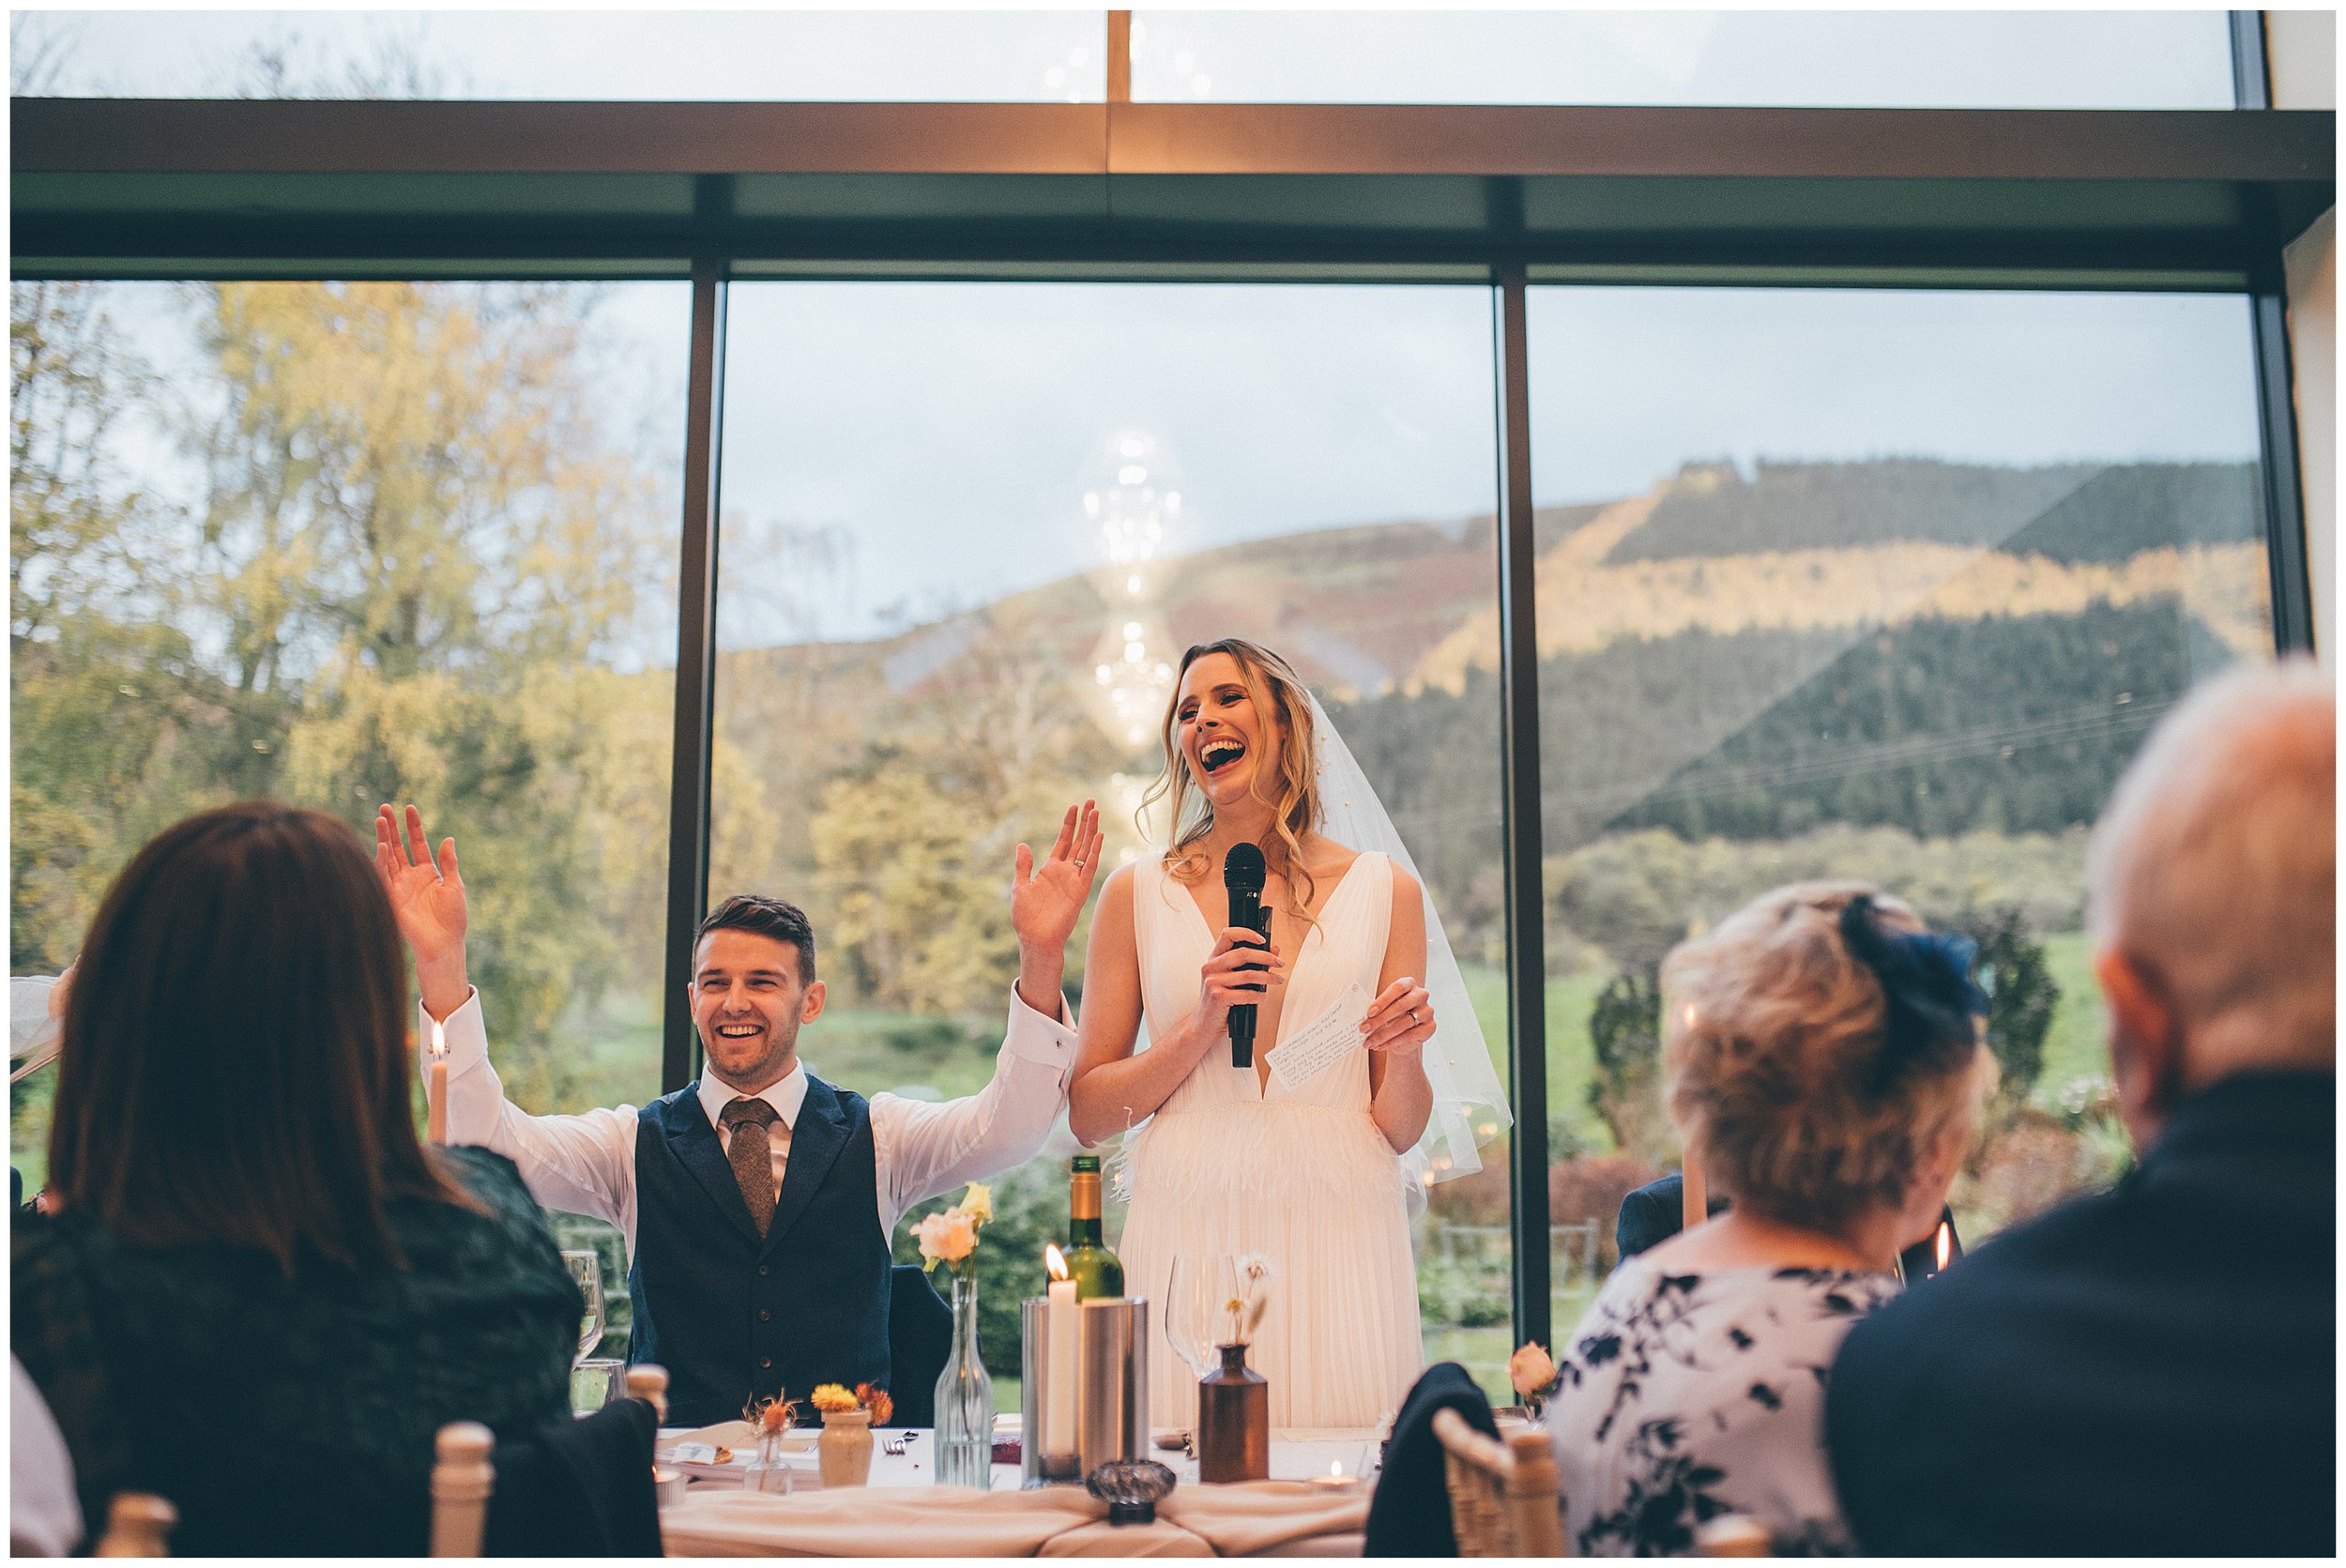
left=1004, top=982, right=1076, bottom=1066
left=417, top=986, right=487, bottom=1078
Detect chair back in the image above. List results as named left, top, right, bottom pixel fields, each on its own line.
left=888, top=1263, right=952, bottom=1427
left=92, top=1494, right=176, bottom=1558
left=624, top=1363, right=669, bottom=1425
left=430, top=1422, right=495, bottom=1558
left=1694, top=1513, right=1772, bottom=1556
left=1431, top=1409, right=1563, bottom=1557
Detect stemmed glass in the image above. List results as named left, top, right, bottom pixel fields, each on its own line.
left=1165, top=1254, right=1240, bottom=1380
left=563, top=1249, right=606, bottom=1369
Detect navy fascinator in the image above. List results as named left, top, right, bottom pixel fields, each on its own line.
left=1837, top=895, right=1989, bottom=1089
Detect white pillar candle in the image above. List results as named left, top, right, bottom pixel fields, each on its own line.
left=1044, top=1245, right=1078, bottom=1464
left=427, top=1016, right=449, bottom=1146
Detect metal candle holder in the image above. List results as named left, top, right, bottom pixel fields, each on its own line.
left=1020, top=1297, right=1150, bottom=1486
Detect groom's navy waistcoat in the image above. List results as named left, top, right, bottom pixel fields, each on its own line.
left=628, top=1073, right=892, bottom=1428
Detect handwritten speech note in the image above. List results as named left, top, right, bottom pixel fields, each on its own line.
left=1268, top=982, right=1371, bottom=1091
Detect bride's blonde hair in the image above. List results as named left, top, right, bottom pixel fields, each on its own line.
left=1141, top=638, right=1325, bottom=915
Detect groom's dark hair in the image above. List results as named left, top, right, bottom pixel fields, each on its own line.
left=695, top=894, right=817, bottom=983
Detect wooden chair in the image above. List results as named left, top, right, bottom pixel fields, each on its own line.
left=623, top=1363, right=669, bottom=1425
left=431, top=1422, right=495, bottom=1558
left=1695, top=1513, right=1772, bottom=1556
left=1431, top=1408, right=1564, bottom=1557
left=92, top=1494, right=176, bottom=1557
left=430, top=1362, right=668, bottom=1556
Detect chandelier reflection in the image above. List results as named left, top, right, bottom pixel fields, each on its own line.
left=1087, top=432, right=1181, bottom=749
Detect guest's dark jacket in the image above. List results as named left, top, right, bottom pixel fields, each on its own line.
left=1825, top=1072, right=2336, bottom=1557
left=11, top=1147, right=576, bottom=1557
left=1615, top=1172, right=1729, bottom=1262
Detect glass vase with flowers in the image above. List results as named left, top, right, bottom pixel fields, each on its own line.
left=916, top=1181, right=997, bottom=1487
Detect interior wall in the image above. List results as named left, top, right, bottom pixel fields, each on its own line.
left=2266, top=10, right=2337, bottom=662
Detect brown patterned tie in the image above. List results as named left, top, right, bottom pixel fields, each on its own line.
left=719, top=1097, right=780, bottom=1239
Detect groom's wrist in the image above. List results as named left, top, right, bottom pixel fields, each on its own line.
left=417, top=952, right=472, bottom=1023
left=1014, top=942, right=1065, bottom=1016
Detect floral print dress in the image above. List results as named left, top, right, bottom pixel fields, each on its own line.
left=1546, top=1257, right=1900, bottom=1556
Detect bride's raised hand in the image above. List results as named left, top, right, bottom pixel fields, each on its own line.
left=1196, top=927, right=1288, bottom=1036
left=1358, top=977, right=1435, bottom=1054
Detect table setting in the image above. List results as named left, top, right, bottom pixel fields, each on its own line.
left=643, top=1174, right=1375, bottom=1557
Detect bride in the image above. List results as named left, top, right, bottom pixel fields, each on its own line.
left=1068, top=637, right=1508, bottom=1430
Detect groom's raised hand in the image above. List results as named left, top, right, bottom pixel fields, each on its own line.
left=375, top=803, right=472, bottom=1021
left=1009, top=799, right=1103, bottom=1015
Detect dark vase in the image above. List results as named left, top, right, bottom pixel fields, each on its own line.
left=1196, top=1343, right=1270, bottom=1483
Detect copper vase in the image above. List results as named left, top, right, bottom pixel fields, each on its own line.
left=1196, top=1343, right=1269, bottom=1482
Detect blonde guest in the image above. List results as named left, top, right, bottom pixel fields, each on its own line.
left=1546, top=885, right=1993, bottom=1556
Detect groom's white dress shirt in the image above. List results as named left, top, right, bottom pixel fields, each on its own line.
left=422, top=986, right=1076, bottom=1257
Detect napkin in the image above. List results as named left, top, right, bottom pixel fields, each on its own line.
left=1158, top=1481, right=1369, bottom=1557
left=659, top=1485, right=1102, bottom=1557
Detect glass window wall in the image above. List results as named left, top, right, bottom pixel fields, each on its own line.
left=1523, top=284, right=2271, bottom=1342
left=9, top=280, right=690, bottom=1347
left=708, top=280, right=1516, bottom=1404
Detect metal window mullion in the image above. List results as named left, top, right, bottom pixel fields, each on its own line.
left=2250, top=278, right=2316, bottom=655
left=1493, top=261, right=1551, bottom=1354
left=663, top=255, right=728, bottom=1093
left=2229, top=11, right=2271, bottom=110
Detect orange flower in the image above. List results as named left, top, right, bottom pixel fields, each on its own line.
left=746, top=1393, right=799, bottom=1434
left=809, top=1383, right=860, bottom=1413
left=857, top=1383, right=894, bottom=1425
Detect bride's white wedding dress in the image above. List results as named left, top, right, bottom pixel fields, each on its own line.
left=1115, top=849, right=1424, bottom=1432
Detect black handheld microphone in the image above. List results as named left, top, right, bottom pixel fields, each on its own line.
left=1222, top=843, right=1271, bottom=1069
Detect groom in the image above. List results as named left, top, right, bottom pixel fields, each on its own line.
left=377, top=799, right=1104, bottom=1427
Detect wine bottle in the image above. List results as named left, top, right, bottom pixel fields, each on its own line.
left=1064, top=1154, right=1125, bottom=1300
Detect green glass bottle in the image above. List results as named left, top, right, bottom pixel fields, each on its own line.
left=1064, top=1155, right=1125, bottom=1300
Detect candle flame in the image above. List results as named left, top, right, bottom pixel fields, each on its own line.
left=1044, top=1243, right=1068, bottom=1282
left=429, top=1016, right=446, bottom=1059
left=1934, top=1222, right=1952, bottom=1271
left=1329, top=1461, right=1343, bottom=1477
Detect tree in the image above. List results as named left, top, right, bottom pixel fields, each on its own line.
left=1955, top=904, right=2059, bottom=1119
left=10, top=279, right=679, bottom=1116
left=808, top=625, right=1122, bottom=1016
left=1587, top=964, right=1676, bottom=1165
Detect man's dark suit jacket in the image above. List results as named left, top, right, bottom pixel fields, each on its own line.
left=1826, top=1071, right=2336, bottom=1557
left=1614, top=1172, right=1729, bottom=1261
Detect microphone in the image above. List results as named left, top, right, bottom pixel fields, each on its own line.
left=1222, top=843, right=1271, bottom=1069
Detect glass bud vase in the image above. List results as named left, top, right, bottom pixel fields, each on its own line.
left=746, top=1426, right=794, bottom=1494
left=933, top=1270, right=994, bottom=1487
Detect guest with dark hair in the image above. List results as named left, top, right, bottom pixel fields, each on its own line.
left=10, top=802, right=577, bottom=1556
left=1546, top=883, right=1992, bottom=1555
left=1827, top=661, right=2336, bottom=1556
left=376, top=796, right=1102, bottom=1427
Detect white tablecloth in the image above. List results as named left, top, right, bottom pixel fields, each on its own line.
left=656, top=1429, right=1374, bottom=1557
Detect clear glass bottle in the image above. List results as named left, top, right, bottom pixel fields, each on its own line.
left=932, top=1270, right=994, bottom=1487
left=1063, top=1155, right=1124, bottom=1299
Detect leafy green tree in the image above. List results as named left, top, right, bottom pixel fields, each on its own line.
left=1587, top=964, right=1674, bottom=1165
left=11, top=280, right=678, bottom=1119
left=809, top=628, right=1120, bottom=1016
left=1955, top=904, right=2059, bottom=1119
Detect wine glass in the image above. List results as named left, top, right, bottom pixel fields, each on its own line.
left=1165, top=1254, right=1238, bottom=1381
left=563, top=1249, right=606, bottom=1369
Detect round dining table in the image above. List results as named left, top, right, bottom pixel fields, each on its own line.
left=654, top=1425, right=1377, bottom=1557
